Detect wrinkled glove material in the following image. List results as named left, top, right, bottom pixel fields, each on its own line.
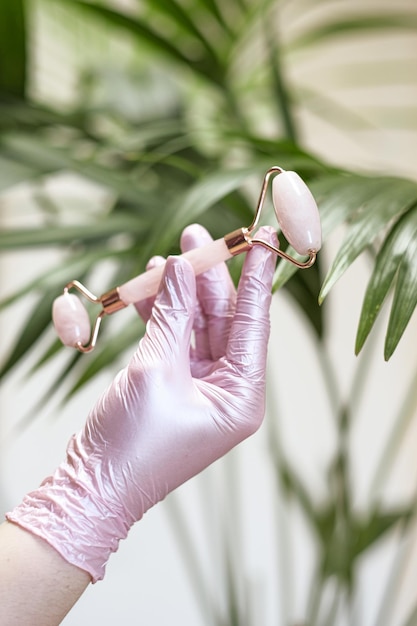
left=7, top=225, right=277, bottom=582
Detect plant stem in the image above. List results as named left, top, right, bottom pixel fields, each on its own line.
left=265, top=371, right=293, bottom=625
left=322, top=581, right=342, bottom=626
left=371, top=496, right=417, bottom=626
left=368, top=359, right=417, bottom=499
left=164, top=493, right=217, bottom=625
left=306, top=571, right=324, bottom=625
left=316, top=343, right=342, bottom=424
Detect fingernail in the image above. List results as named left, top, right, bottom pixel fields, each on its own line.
left=249, top=226, right=278, bottom=282
left=256, top=225, right=279, bottom=248
left=180, top=224, right=211, bottom=252
left=162, top=256, right=196, bottom=309
left=146, top=255, right=165, bottom=271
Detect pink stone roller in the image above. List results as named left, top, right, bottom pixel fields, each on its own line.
left=53, top=166, right=321, bottom=352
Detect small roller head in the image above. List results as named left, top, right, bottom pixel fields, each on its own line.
left=272, top=171, right=322, bottom=256
left=52, top=292, right=91, bottom=348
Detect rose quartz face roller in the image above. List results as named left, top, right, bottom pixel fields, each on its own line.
left=53, top=166, right=322, bottom=352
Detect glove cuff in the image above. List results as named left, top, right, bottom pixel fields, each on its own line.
left=6, top=435, right=132, bottom=583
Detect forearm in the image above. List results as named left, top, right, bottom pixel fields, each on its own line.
left=0, top=521, right=90, bottom=626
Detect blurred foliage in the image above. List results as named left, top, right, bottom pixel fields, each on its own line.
left=1, top=0, right=417, bottom=623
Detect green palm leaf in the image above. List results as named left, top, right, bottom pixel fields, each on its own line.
left=272, top=173, right=417, bottom=359
left=318, top=175, right=417, bottom=358
left=142, top=0, right=223, bottom=63
left=289, top=13, right=417, bottom=51
left=0, top=216, right=147, bottom=250
left=0, top=292, right=55, bottom=378
left=0, top=132, right=162, bottom=207
left=194, top=0, right=234, bottom=36
left=55, top=0, right=224, bottom=85
left=0, top=154, right=39, bottom=191
left=277, top=456, right=411, bottom=587
left=385, top=232, right=417, bottom=360
left=0, top=249, right=121, bottom=309
left=138, top=165, right=265, bottom=262
left=61, top=316, right=144, bottom=401
left=284, top=259, right=323, bottom=337
left=319, top=176, right=417, bottom=303
left=0, top=0, right=26, bottom=97
left=356, top=206, right=417, bottom=357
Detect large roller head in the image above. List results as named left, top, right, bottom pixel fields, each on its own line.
left=272, top=170, right=322, bottom=256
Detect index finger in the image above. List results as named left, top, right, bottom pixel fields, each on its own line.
left=181, top=223, right=236, bottom=361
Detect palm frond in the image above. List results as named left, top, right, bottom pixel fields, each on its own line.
left=288, top=12, right=417, bottom=52
left=0, top=0, right=26, bottom=97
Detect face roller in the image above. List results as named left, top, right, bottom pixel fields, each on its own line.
left=53, top=166, right=322, bottom=352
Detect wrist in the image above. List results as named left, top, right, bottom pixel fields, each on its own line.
left=6, top=434, right=133, bottom=583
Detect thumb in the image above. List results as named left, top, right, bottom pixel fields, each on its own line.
left=141, top=255, right=197, bottom=364
left=227, top=226, right=277, bottom=379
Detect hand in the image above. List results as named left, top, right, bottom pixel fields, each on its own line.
left=7, top=224, right=277, bottom=582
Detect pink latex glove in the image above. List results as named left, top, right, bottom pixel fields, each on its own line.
left=7, top=224, right=277, bottom=582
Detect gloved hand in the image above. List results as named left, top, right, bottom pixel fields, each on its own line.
left=7, top=224, right=277, bottom=582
